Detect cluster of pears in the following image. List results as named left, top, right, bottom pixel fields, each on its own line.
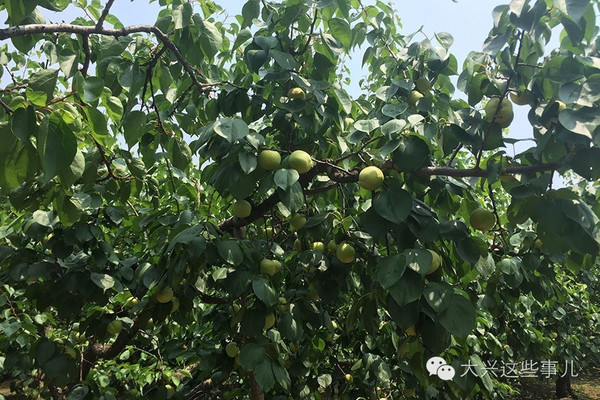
left=232, top=146, right=313, bottom=218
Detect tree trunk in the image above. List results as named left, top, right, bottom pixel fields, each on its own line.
left=248, top=371, right=264, bottom=400
left=556, top=374, right=572, bottom=398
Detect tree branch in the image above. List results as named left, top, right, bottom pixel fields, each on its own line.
left=217, top=159, right=561, bottom=232
left=81, top=34, right=91, bottom=77
left=81, top=307, right=153, bottom=379
left=96, top=0, right=116, bottom=29
left=0, top=23, right=206, bottom=92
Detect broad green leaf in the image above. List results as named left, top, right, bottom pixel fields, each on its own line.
left=242, top=0, right=260, bottom=27
left=216, top=240, right=244, bottom=266
left=11, top=106, right=37, bottom=142
left=39, top=115, right=77, bottom=181
left=240, top=342, right=266, bottom=370
left=199, top=20, right=223, bottom=59
left=438, top=294, right=477, bottom=338
left=83, top=77, right=104, bottom=103
left=374, top=254, right=406, bottom=289
left=214, top=118, right=249, bottom=143
left=373, top=186, right=412, bottom=224
left=274, top=168, right=299, bottom=190
left=254, top=359, right=276, bottom=392
left=388, top=270, right=424, bottom=306
left=328, top=18, right=352, bottom=49
left=90, top=273, right=117, bottom=291
left=239, top=151, right=257, bottom=174
left=123, top=111, right=147, bottom=147
left=246, top=49, right=268, bottom=73
left=271, top=50, right=298, bottom=70
left=28, top=68, right=58, bottom=102
left=392, top=136, right=429, bottom=171
left=252, top=278, right=278, bottom=307
left=404, top=248, right=431, bottom=277
left=553, top=0, right=590, bottom=21
left=278, top=181, right=304, bottom=213
left=354, top=118, right=379, bottom=133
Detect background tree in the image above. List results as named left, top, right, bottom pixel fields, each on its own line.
left=0, top=0, right=599, bottom=399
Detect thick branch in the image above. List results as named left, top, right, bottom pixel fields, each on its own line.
left=0, top=23, right=205, bottom=92
left=81, top=307, right=153, bottom=379
left=217, top=160, right=560, bottom=232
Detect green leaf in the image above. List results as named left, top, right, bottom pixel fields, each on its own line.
left=254, top=359, right=276, bottom=392
left=0, top=320, right=20, bottom=337
left=271, top=50, right=298, bottom=70
left=171, top=139, right=192, bottom=171
left=216, top=240, right=244, bottom=266
left=354, top=118, right=379, bottom=133
left=374, top=254, right=406, bottom=289
left=274, top=169, right=299, bottom=190
left=392, top=136, right=429, bottom=171
left=28, top=68, right=58, bottom=102
left=438, top=294, right=476, bottom=338
left=373, top=186, right=412, bottom=224
left=558, top=107, right=599, bottom=138
left=272, top=363, right=291, bottom=390
left=11, top=106, right=37, bottom=142
left=242, top=0, right=260, bottom=27
left=423, top=282, right=453, bottom=312
left=240, top=342, right=266, bottom=370
left=67, top=385, right=89, bottom=400
left=90, top=272, right=117, bottom=291
left=39, top=115, right=77, bottom=181
left=456, top=236, right=488, bottom=265
left=252, top=278, right=278, bottom=307
left=199, top=20, right=223, bottom=59
left=84, top=107, right=110, bottom=146
left=123, top=111, right=147, bottom=147
left=83, top=77, right=104, bottom=103
left=554, top=0, right=590, bottom=22
left=59, top=149, right=85, bottom=187
left=381, top=119, right=406, bottom=137
left=388, top=270, right=423, bottom=306
left=239, top=151, right=257, bottom=174
left=403, top=248, right=431, bottom=276
left=278, top=181, right=304, bottom=214
left=435, top=32, right=454, bottom=48
left=317, top=374, right=332, bottom=388
left=214, top=118, right=249, bottom=143
left=328, top=18, right=352, bottom=49
left=167, top=225, right=205, bottom=253
left=246, top=49, right=268, bottom=73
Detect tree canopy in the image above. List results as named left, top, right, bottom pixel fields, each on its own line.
left=0, top=0, right=600, bottom=399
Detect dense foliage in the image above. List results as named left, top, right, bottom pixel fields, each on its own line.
left=1, top=0, right=600, bottom=399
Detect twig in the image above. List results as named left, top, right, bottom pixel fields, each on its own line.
left=475, top=30, right=525, bottom=168
left=293, top=6, right=318, bottom=56
left=335, top=136, right=380, bottom=164
left=95, top=0, right=116, bottom=29
left=81, top=34, right=90, bottom=76
left=127, top=200, right=139, bottom=217
left=488, top=183, right=508, bottom=248
left=445, top=144, right=463, bottom=167
left=0, top=98, right=13, bottom=114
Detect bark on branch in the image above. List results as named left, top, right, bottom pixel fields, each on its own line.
left=80, top=307, right=153, bottom=379
left=217, top=159, right=561, bottom=233
left=0, top=23, right=206, bottom=92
